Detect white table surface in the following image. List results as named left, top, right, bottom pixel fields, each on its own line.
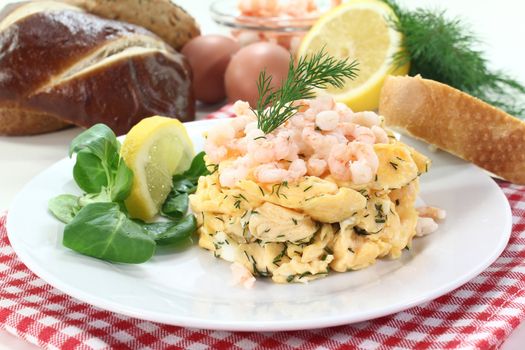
left=1, top=0, right=524, bottom=349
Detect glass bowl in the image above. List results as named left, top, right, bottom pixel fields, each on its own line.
left=210, top=0, right=336, bottom=52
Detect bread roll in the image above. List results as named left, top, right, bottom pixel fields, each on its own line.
left=0, top=1, right=195, bottom=136
left=379, top=75, right=525, bottom=184
left=65, top=0, right=200, bottom=50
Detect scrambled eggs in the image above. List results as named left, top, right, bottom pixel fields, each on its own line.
left=189, top=97, right=432, bottom=284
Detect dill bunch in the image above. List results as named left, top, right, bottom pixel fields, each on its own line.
left=254, top=50, right=358, bottom=134
left=383, top=0, right=525, bottom=118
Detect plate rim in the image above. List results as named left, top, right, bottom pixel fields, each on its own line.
left=6, top=120, right=513, bottom=331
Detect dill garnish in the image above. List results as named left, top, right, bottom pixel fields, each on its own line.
left=273, top=245, right=287, bottom=265
left=253, top=50, right=359, bottom=133
left=298, top=271, right=312, bottom=280
left=208, top=164, right=219, bottom=175
left=354, top=226, right=371, bottom=236
left=383, top=0, right=525, bottom=117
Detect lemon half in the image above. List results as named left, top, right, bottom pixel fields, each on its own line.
left=121, top=116, right=194, bottom=221
left=298, top=0, right=409, bottom=111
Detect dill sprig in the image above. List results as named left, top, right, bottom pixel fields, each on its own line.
left=254, top=50, right=358, bottom=134
left=383, top=0, right=525, bottom=118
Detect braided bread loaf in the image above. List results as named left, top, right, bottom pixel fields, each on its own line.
left=0, top=1, right=195, bottom=135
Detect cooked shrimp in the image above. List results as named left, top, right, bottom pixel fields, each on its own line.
left=417, top=206, right=446, bottom=220
left=230, top=262, right=255, bottom=289
left=248, top=139, right=276, bottom=163
left=274, top=130, right=299, bottom=161
left=350, top=142, right=379, bottom=179
left=284, top=0, right=317, bottom=17
left=350, top=159, right=375, bottom=185
left=305, top=95, right=335, bottom=117
left=351, top=111, right=380, bottom=128
left=204, top=122, right=236, bottom=162
left=289, top=114, right=307, bottom=128
left=336, top=102, right=354, bottom=123
left=246, top=131, right=299, bottom=164
left=315, top=110, right=339, bottom=131
left=253, top=163, right=289, bottom=183
left=289, top=127, right=312, bottom=156
left=239, top=0, right=279, bottom=17
left=219, top=156, right=253, bottom=187
left=328, top=142, right=378, bottom=184
left=253, top=159, right=306, bottom=183
left=339, top=122, right=376, bottom=144
left=207, top=122, right=236, bottom=146
left=232, top=100, right=253, bottom=117
left=204, top=143, right=227, bottom=163
left=230, top=115, right=254, bottom=134
left=353, top=125, right=376, bottom=144
left=415, top=217, right=439, bottom=236
left=371, top=125, right=389, bottom=144
left=327, top=130, right=348, bottom=144
left=307, top=157, right=327, bottom=177
left=288, top=158, right=307, bottom=179
left=303, top=127, right=339, bottom=158
left=327, top=143, right=352, bottom=181
left=245, top=127, right=265, bottom=140
left=226, top=137, right=248, bottom=155
left=219, top=165, right=248, bottom=188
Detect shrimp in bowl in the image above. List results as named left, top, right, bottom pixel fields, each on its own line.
left=189, top=94, right=443, bottom=286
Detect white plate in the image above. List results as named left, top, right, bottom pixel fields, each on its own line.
left=7, top=120, right=512, bottom=331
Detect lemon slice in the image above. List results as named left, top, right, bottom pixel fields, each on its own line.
left=121, top=116, right=194, bottom=221
left=298, top=0, right=409, bottom=111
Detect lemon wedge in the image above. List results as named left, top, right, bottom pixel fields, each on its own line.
left=297, top=0, right=409, bottom=111
left=121, top=116, right=194, bottom=221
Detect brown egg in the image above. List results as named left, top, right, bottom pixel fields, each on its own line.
left=182, top=35, right=240, bottom=104
left=225, top=42, right=290, bottom=106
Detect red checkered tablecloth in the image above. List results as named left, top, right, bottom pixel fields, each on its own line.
left=1, top=107, right=525, bottom=349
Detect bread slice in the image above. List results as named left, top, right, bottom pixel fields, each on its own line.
left=65, top=0, right=200, bottom=50
left=379, top=75, right=525, bottom=184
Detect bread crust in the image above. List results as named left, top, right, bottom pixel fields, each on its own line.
left=0, top=108, right=70, bottom=135
left=379, top=75, right=525, bottom=184
left=26, top=51, right=195, bottom=135
left=65, top=0, right=200, bottom=50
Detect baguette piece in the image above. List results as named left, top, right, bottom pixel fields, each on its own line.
left=379, top=75, right=525, bottom=184
left=65, top=0, right=200, bottom=50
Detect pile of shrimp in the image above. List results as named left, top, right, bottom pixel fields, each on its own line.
left=204, top=95, right=392, bottom=188
left=239, top=0, right=342, bottom=18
